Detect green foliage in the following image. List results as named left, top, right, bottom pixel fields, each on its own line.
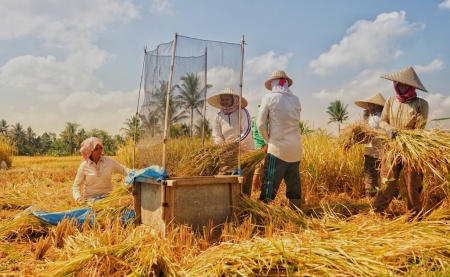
left=299, top=120, right=313, bottom=135
left=176, top=73, right=212, bottom=137
left=326, top=100, right=349, bottom=133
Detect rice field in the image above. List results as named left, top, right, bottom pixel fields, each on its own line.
left=1, top=131, right=450, bottom=276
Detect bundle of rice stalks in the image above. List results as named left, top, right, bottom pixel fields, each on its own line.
left=180, top=208, right=450, bottom=276
left=383, top=128, right=450, bottom=181
left=45, top=223, right=181, bottom=277
left=89, top=185, right=134, bottom=224
left=0, top=135, right=17, bottom=168
left=176, top=143, right=265, bottom=179
left=175, top=143, right=237, bottom=176
left=0, top=212, right=51, bottom=241
left=338, top=122, right=381, bottom=150
left=239, top=197, right=307, bottom=232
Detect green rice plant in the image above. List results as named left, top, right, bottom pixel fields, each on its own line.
left=0, top=136, right=17, bottom=168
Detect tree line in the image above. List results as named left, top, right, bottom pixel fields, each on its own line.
left=1, top=67, right=350, bottom=156
left=0, top=73, right=214, bottom=156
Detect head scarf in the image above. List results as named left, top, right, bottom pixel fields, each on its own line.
left=270, top=78, right=293, bottom=95
left=220, top=95, right=240, bottom=115
left=80, top=137, right=103, bottom=161
left=394, top=81, right=417, bottom=103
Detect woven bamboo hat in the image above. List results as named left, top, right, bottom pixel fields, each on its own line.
left=355, top=93, right=386, bottom=109
left=264, top=70, right=293, bottom=90
left=381, top=66, right=428, bottom=92
left=207, top=87, right=248, bottom=109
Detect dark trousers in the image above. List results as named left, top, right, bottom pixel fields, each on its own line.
left=373, top=159, right=423, bottom=212
left=364, top=155, right=381, bottom=196
left=259, top=154, right=301, bottom=202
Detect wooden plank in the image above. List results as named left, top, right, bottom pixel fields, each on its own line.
left=166, top=176, right=241, bottom=186
left=133, top=182, right=142, bottom=225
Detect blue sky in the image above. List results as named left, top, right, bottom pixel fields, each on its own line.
left=1, top=0, right=450, bottom=136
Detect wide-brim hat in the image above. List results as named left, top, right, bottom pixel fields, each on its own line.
left=207, top=87, right=248, bottom=108
left=381, top=66, right=428, bottom=92
left=354, top=92, right=386, bottom=109
left=264, top=70, right=293, bottom=90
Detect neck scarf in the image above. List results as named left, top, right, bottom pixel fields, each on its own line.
left=220, top=95, right=240, bottom=115
left=394, top=81, right=417, bottom=103
left=80, top=137, right=103, bottom=161
left=270, top=78, right=292, bottom=95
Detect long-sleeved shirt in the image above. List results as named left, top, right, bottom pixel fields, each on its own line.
left=365, top=112, right=383, bottom=158
left=252, top=111, right=266, bottom=149
left=212, top=107, right=255, bottom=150
left=256, top=91, right=302, bottom=162
left=379, top=96, right=429, bottom=131
left=72, top=156, right=130, bottom=201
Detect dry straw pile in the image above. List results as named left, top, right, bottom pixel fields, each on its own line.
left=2, top=131, right=450, bottom=276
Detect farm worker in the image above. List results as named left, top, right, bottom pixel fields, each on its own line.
left=354, top=93, right=386, bottom=197
left=250, top=106, right=267, bottom=196
left=208, top=87, right=254, bottom=151
left=73, top=137, right=130, bottom=204
left=256, top=70, right=303, bottom=209
left=373, top=67, right=429, bottom=214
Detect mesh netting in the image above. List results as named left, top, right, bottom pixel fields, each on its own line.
left=139, top=34, right=242, bottom=142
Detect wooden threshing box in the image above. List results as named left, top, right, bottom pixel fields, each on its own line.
left=134, top=176, right=243, bottom=235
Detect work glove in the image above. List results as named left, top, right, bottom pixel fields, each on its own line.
left=386, top=126, right=397, bottom=139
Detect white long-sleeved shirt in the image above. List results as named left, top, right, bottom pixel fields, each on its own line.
left=256, top=91, right=302, bottom=162
left=211, top=107, right=255, bottom=150
left=72, top=156, right=130, bottom=201
left=365, top=113, right=383, bottom=158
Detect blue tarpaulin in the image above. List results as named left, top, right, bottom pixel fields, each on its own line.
left=32, top=208, right=95, bottom=226
left=125, top=165, right=168, bottom=184
left=31, top=208, right=135, bottom=226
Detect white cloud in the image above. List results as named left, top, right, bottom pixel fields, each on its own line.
left=0, top=0, right=138, bottom=41
left=439, top=0, right=450, bottom=9
left=245, top=51, right=293, bottom=77
left=309, top=11, right=424, bottom=76
left=0, top=0, right=139, bottom=135
left=414, top=59, right=445, bottom=74
left=151, top=0, right=174, bottom=15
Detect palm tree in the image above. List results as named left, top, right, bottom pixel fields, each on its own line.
left=144, top=80, right=188, bottom=138
left=76, top=128, right=87, bottom=148
left=139, top=110, right=161, bottom=138
left=326, top=100, right=349, bottom=133
left=25, top=126, right=37, bottom=155
left=176, top=73, right=212, bottom=137
left=60, top=122, right=80, bottom=155
left=10, top=123, right=26, bottom=154
left=87, top=129, right=115, bottom=155
left=299, top=120, right=313, bottom=135
left=193, top=118, right=212, bottom=138
left=0, top=119, right=9, bottom=136
left=121, top=115, right=143, bottom=141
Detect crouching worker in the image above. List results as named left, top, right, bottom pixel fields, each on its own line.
left=73, top=137, right=131, bottom=204
left=354, top=92, right=386, bottom=197
left=256, top=70, right=303, bottom=209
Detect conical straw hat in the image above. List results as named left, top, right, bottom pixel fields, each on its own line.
left=354, top=92, right=386, bottom=109
left=207, top=87, right=248, bottom=109
left=264, top=70, right=293, bottom=90
left=381, top=66, right=428, bottom=92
